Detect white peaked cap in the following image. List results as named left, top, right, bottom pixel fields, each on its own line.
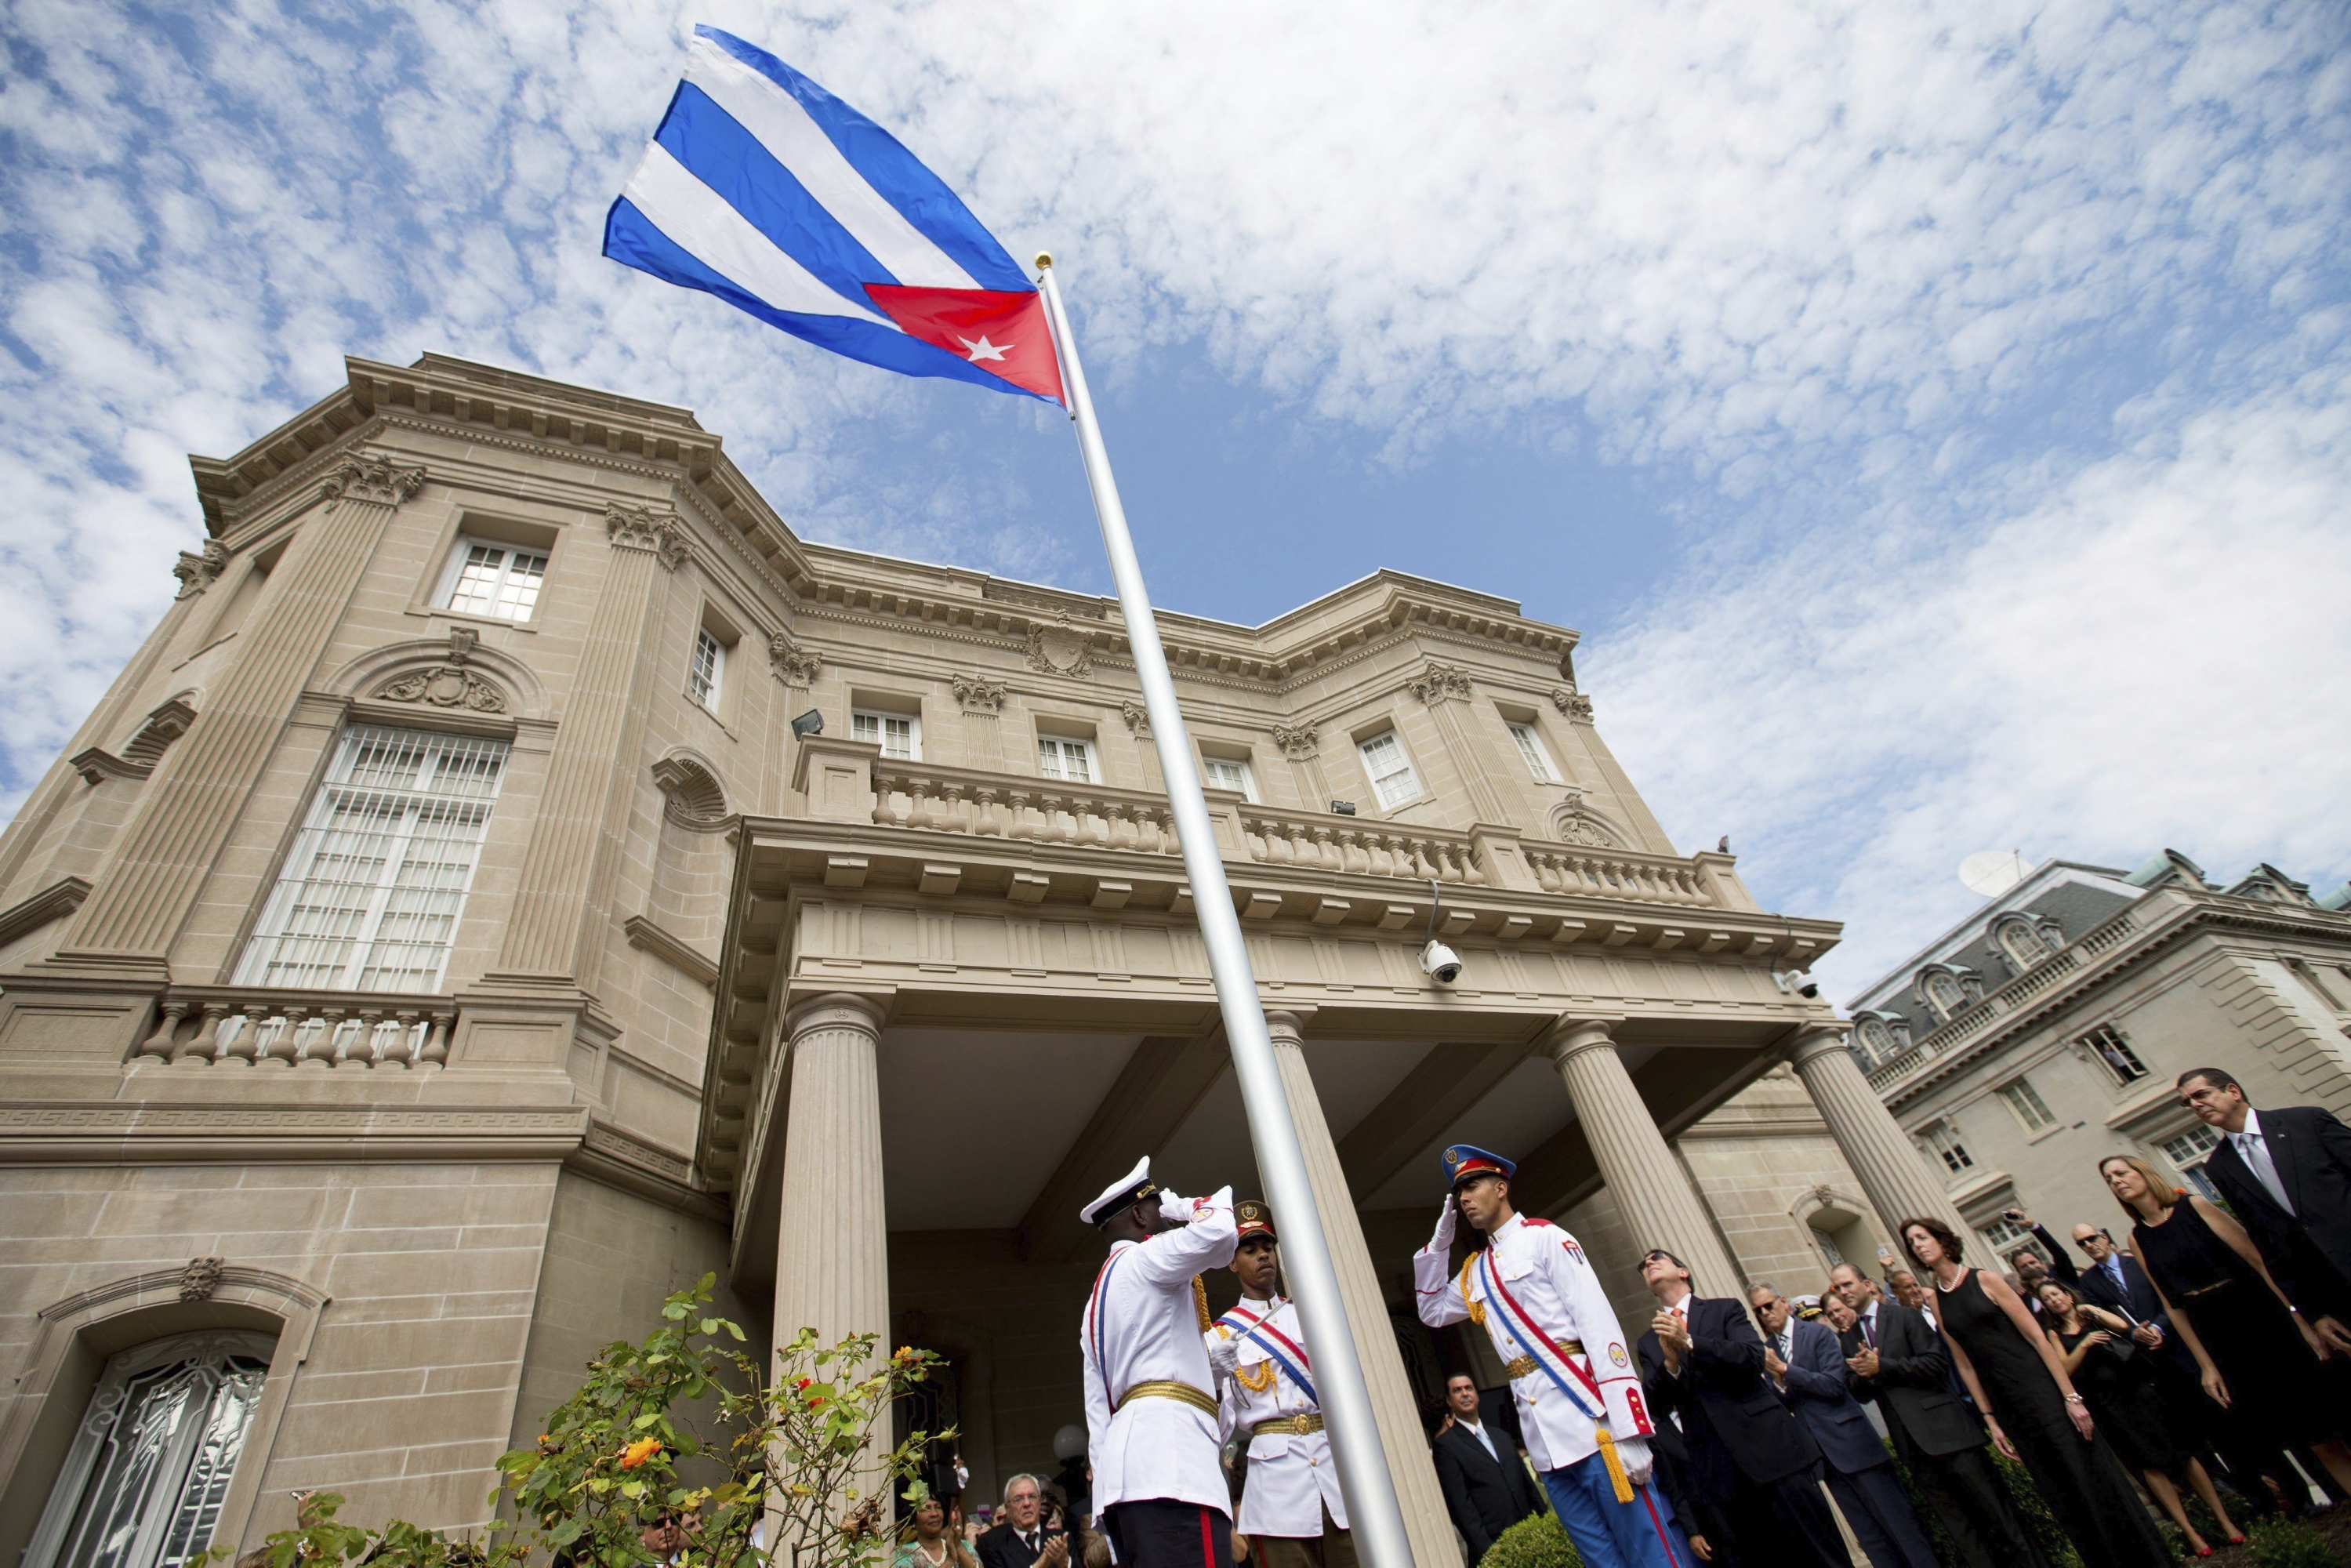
left=1080, top=1156, right=1156, bottom=1226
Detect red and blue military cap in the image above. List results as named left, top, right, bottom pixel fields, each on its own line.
left=1442, top=1144, right=1516, bottom=1189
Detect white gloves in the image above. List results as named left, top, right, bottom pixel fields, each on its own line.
left=1159, top=1189, right=1195, bottom=1225
left=1614, top=1435, right=1653, bottom=1486
left=1207, top=1333, right=1241, bottom=1380
left=1429, top=1193, right=1458, bottom=1251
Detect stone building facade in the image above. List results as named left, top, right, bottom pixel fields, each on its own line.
left=0, top=354, right=1962, bottom=1566
left=1846, top=852, right=2351, bottom=1264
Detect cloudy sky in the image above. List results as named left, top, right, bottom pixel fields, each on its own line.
left=3, top=0, right=2346, bottom=993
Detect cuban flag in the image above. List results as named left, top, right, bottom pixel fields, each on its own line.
left=604, top=26, right=1064, bottom=404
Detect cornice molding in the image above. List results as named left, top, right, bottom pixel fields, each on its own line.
left=0, top=877, right=92, bottom=949
left=0, top=1102, right=590, bottom=1165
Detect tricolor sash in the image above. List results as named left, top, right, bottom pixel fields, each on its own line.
left=1474, top=1250, right=1606, bottom=1422
left=1218, top=1301, right=1319, bottom=1406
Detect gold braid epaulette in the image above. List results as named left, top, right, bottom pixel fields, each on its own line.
left=1193, top=1275, right=1212, bottom=1332
left=1456, top=1256, right=1486, bottom=1327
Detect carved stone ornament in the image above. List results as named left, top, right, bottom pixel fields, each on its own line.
left=1551, top=789, right=1621, bottom=848
left=322, top=453, right=426, bottom=507
left=377, top=666, right=506, bottom=713
left=171, top=540, right=229, bottom=600
left=605, top=503, right=688, bottom=571
left=447, top=626, right=479, bottom=664
left=1406, top=661, right=1474, bottom=705
left=1024, top=615, right=1095, bottom=678
left=1551, top=684, right=1595, bottom=722
left=1120, top=699, right=1150, bottom=736
left=1270, top=722, right=1319, bottom=760
left=768, top=632, right=822, bottom=687
left=179, top=1255, right=226, bottom=1303
left=952, top=672, right=1007, bottom=713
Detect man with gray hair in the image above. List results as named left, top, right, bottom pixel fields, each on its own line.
left=978, top=1474, right=1068, bottom=1568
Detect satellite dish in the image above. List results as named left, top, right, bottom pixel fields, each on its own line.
left=1959, top=850, right=2034, bottom=899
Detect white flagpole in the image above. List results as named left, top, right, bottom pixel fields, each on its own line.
left=1032, top=254, right=1416, bottom=1568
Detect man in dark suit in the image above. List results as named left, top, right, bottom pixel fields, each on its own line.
left=1429, top=1374, right=1546, bottom=1562
left=1751, top=1283, right=1937, bottom=1568
left=2179, top=1067, right=2351, bottom=1347
left=1636, top=1248, right=1843, bottom=1568
left=978, top=1474, right=1068, bottom=1568
left=1827, top=1265, right=2047, bottom=1568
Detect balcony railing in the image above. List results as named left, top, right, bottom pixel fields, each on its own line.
left=1863, top=906, right=2146, bottom=1093
left=865, top=758, right=1719, bottom=900
left=130, top=986, right=458, bottom=1069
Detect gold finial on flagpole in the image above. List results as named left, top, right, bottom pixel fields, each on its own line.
left=1034, top=251, right=1054, bottom=270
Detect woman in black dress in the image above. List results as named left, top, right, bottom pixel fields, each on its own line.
left=1899, top=1218, right=2171, bottom=1568
left=2037, top=1279, right=2242, bottom=1555
left=2101, top=1153, right=2351, bottom=1498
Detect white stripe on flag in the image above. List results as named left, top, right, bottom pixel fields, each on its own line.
left=687, top=35, right=982, bottom=292
left=621, top=141, right=897, bottom=326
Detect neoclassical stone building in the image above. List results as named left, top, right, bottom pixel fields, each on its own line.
left=0, top=354, right=1964, bottom=1567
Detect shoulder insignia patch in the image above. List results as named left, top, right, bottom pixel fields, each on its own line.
left=1608, top=1341, right=1629, bottom=1368
left=1522, top=1217, right=1554, bottom=1228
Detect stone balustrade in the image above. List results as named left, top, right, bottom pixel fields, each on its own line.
left=1522, top=844, right=1714, bottom=904
left=130, top=987, right=457, bottom=1069
left=872, top=761, right=1181, bottom=851
left=1236, top=804, right=1486, bottom=884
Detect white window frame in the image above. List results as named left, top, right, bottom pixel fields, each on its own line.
left=1924, top=1121, right=1974, bottom=1174
left=234, top=724, right=508, bottom=993
left=1036, top=735, right=1097, bottom=783
left=2160, top=1125, right=2225, bottom=1200
left=432, top=535, right=549, bottom=622
left=1200, top=753, right=1258, bottom=801
left=1995, top=1076, right=2058, bottom=1132
left=1506, top=720, right=1560, bottom=783
left=1357, top=729, right=1424, bottom=811
left=851, top=710, right=922, bottom=761
left=2078, top=1024, right=2149, bottom=1086
left=1979, top=1214, right=2034, bottom=1256
left=689, top=628, right=726, bottom=713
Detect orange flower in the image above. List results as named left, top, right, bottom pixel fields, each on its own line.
left=894, top=1345, right=916, bottom=1363
left=620, top=1437, right=662, bottom=1469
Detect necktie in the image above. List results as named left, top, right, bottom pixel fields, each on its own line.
left=1862, top=1311, right=1876, bottom=1348
left=2237, top=1130, right=2295, bottom=1214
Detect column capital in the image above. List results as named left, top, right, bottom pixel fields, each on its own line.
left=1786, top=1022, right=1852, bottom=1067
left=785, top=990, right=889, bottom=1040
left=606, top=502, right=689, bottom=570
left=1541, top=1014, right=1623, bottom=1067
left=322, top=452, right=426, bottom=507
left=1262, top=1006, right=1319, bottom=1044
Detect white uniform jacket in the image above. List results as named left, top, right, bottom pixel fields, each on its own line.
left=1413, top=1213, right=1653, bottom=1473
left=1208, top=1295, right=1348, bottom=1537
left=1082, top=1187, right=1239, bottom=1515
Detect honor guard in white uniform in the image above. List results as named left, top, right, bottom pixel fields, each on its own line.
left=1079, top=1156, right=1239, bottom=1568
left=1206, top=1200, right=1354, bottom=1568
left=1414, top=1145, right=1685, bottom=1568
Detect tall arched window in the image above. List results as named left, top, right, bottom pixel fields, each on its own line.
left=1993, top=917, right=2049, bottom=975
left=24, top=1330, right=275, bottom=1568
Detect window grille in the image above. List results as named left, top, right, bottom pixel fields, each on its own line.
left=1997, top=1077, right=2059, bottom=1131
left=1506, top=722, right=1558, bottom=783
left=437, top=537, right=547, bottom=622
left=689, top=630, right=725, bottom=712
left=1921, top=971, right=1965, bottom=1021
left=2161, top=1125, right=2225, bottom=1201
left=2079, top=1024, right=2149, bottom=1085
left=1979, top=1214, right=2034, bottom=1255
left=1357, top=731, right=1424, bottom=810
left=1924, top=1122, right=1974, bottom=1174
left=1037, top=735, right=1095, bottom=782
left=1201, top=756, right=1257, bottom=800
left=24, top=1331, right=274, bottom=1568
left=852, top=710, right=920, bottom=760
left=234, top=726, right=506, bottom=993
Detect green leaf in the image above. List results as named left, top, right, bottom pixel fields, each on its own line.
left=724, top=1320, right=746, bottom=1341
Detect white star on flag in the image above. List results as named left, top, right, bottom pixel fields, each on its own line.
left=957, top=335, right=1009, bottom=362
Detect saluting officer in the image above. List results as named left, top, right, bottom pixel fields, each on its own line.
left=1079, top=1156, right=1239, bottom=1568
left=1414, top=1145, right=1685, bottom=1568
left=1206, top=1200, right=1354, bottom=1568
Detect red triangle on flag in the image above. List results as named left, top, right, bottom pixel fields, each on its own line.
left=864, top=285, right=1065, bottom=403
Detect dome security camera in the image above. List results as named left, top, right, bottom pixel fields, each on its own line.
left=1774, top=968, right=1822, bottom=1000
left=1420, top=939, right=1464, bottom=985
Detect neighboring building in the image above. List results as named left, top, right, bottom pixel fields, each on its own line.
left=0, top=354, right=1960, bottom=1566
left=1847, top=852, right=2351, bottom=1265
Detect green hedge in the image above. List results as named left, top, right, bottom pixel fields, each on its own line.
left=2244, top=1519, right=2334, bottom=1568
left=1477, top=1511, right=1581, bottom=1568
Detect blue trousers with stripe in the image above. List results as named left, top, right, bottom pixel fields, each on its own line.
left=1539, top=1453, right=1685, bottom=1568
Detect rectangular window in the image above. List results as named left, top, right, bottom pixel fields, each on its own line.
left=1979, top=1215, right=2033, bottom=1256
left=436, top=537, right=548, bottom=622
left=1201, top=755, right=1258, bottom=801
left=1507, top=721, right=1559, bottom=783
left=1997, top=1077, right=2058, bottom=1132
left=2161, top=1125, right=2225, bottom=1201
left=689, top=629, right=725, bottom=713
left=235, top=725, right=507, bottom=993
left=852, top=710, right=920, bottom=760
left=2079, top=1024, right=2149, bottom=1085
left=1924, top=1122, right=1973, bottom=1174
left=1358, top=730, right=1424, bottom=810
left=1037, top=735, right=1096, bottom=782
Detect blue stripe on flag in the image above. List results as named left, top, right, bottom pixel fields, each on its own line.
left=695, top=26, right=1032, bottom=293
left=655, top=82, right=892, bottom=312
left=602, top=197, right=1039, bottom=398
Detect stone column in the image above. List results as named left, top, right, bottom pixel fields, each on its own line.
left=493, top=504, right=683, bottom=981
left=1544, top=1018, right=1743, bottom=1295
left=1788, top=1025, right=1970, bottom=1240
left=60, top=455, right=425, bottom=966
left=773, top=993, right=891, bottom=1365
left=1262, top=1010, right=1457, bottom=1567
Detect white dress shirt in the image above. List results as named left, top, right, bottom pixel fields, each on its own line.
left=2234, top=1109, right=2297, bottom=1215
left=1081, top=1187, right=1238, bottom=1515
left=1208, top=1293, right=1348, bottom=1537
left=1459, top=1417, right=1498, bottom=1461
